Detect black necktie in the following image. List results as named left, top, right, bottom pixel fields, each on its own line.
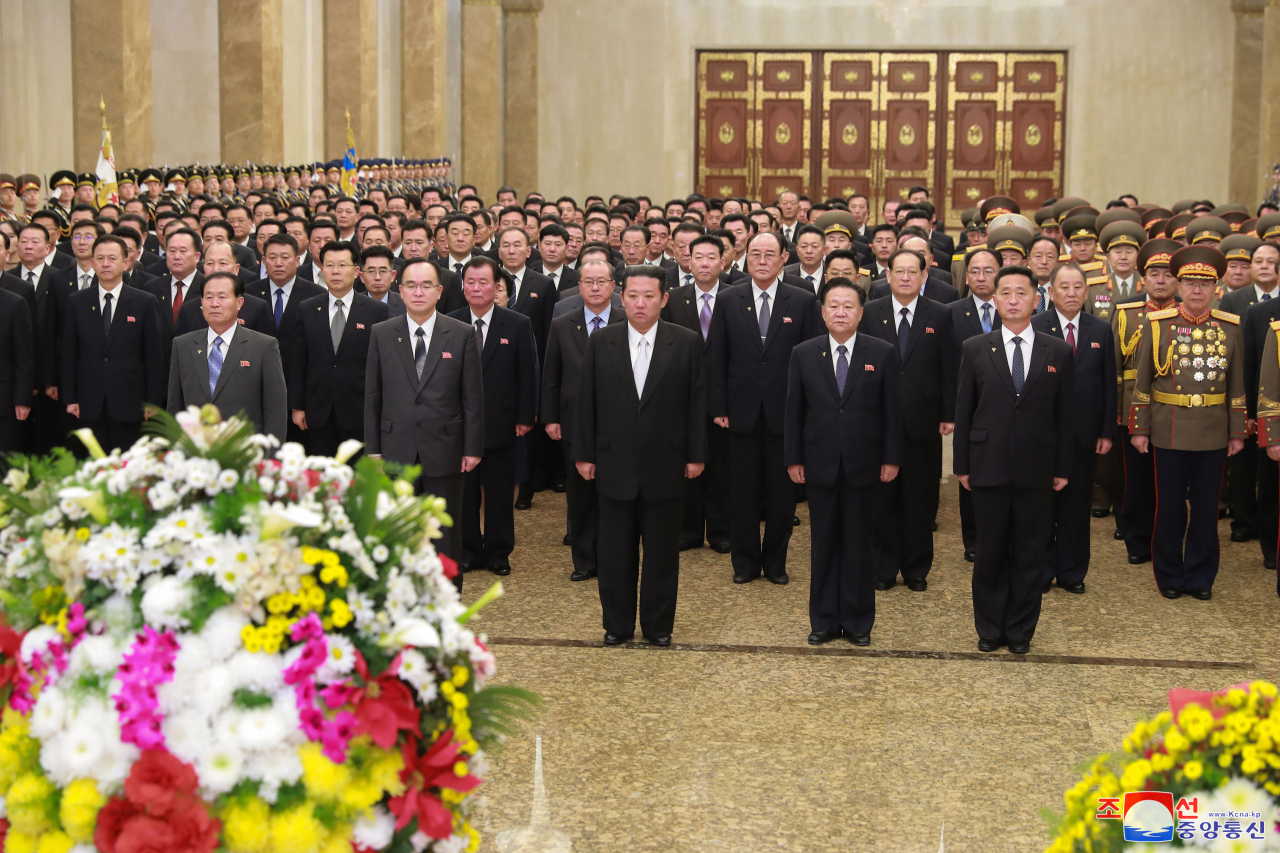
left=102, top=292, right=113, bottom=334
left=898, top=307, right=910, bottom=358
left=1011, top=336, right=1025, bottom=395
left=414, top=328, right=426, bottom=379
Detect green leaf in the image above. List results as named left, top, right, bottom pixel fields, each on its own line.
left=232, top=688, right=275, bottom=710
left=142, top=405, right=261, bottom=471
left=270, top=780, right=307, bottom=813
left=182, top=576, right=235, bottom=633
left=467, top=684, right=542, bottom=749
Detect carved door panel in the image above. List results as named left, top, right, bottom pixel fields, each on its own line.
left=943, top=53, right=1004, bottom=229
left=1006, top=54, right=1066, bottom=214
left=755, top=52, right=813, bottom=200
left=820, top=53, right=878, bottom=207
left=697, top=52, right=755, bottom=199
left=880, top=54, right=939, bottom=216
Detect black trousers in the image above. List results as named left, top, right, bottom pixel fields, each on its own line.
left=970, top=485, right=1052, bottom=643
left=81, top=416, right=142, bottom=455
left=29, top=393, right=61, bottom=455
left=562, top=442, right=599, bottom=576
left=872, top=435, right=940, bottom=582
left=728, top=420, right=794, bottom=578
left=1152, top=446, right=1228, bottom=593
left=518, top=428, right=551, bottom=498
left=679, top=418, right=730, bottom=546
left=0, top=416, right=22, bottom=454
left=1048, top=443, right=1097, bottom=585
left=1258, top=450, right=1278, bottom=565
left=1091, top=441, right=1119, bottom=516
left=1229, top=435, right=1259, bottom=536
left=304, top=415, right=363, bottom=459
left=597, top=493, right=681, bottom=639
left=1120, top=426, right=1156, bottom=561
left=461, top=444, right=516, bottom=569
left=418, top=470, right=464, bottom=592
left=285, top=419, right=306, bottom=448
left=959, top=483, right=976, bottom=550
left=808, top=470, right=874, bottom=636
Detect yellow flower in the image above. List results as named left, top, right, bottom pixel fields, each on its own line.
left=1164, top=730, right=1190, bottom=754
left=367, top=747, right=405, bottom=797
left=1120, top=759, right=1151, bottom=791
left=338, top=773, right=382, bottom=812
left=464, top=823, right=481, bottom=853
left=222, top=797, right=272, bottom=853
left=1219, top=752, right=1234, bottom=768
left=6, top=773, right=56, bottom=835
left=1183, top=759, right=1203, bottom=780
left=35, top=832, right=73, bottom=853
left=299, top=743, right=351, bottom=802
left=59, top=778, right=106, bottom=844
left=270, top=803, right=327, bottom=853
left=451, top=666, right=469, bottom=688
left=329, top=600, right=352, bottom=628
left=321, top=830, right=353, bottom=853
left=5, top=831, right=37, bottom=853
left=1150, top=752, right=1174, bottom=772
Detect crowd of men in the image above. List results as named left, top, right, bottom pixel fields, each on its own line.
left=0, top=165, right=1276, bottom=655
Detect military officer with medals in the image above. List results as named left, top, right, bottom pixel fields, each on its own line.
left=1130, top=246, right=1246, bottom=600
left=1252, top=315, right=1280, bottom=597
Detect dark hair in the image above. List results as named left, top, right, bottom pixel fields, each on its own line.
left=471, top=208, right=493, bottom=227
left=461, top=254, right=502, bottom=281
left=361, top=225, right=390, bottom=244
left=1029, top=235, right=1060, bottom=257
left=112, top=225, right=142, bottom=249
left=1049, top=261, right=1086, bottom=287
left=166, top=227, right=202, bottom=252
left=401, top=218, right=430, bottom=237
left=318, top=239, right=356, bottom=264
left=69, top=219, right=104, bottom=237
left=383, top=210, right=407, bottom=228
left=1253, top=240, right=1280, bottom=272
left=17, top=222, right=50, bottom=243
left=356, top=213, right=385, bottom=228
left=91, top=234, right=129, bottom=257
left=689, top=234, right=725, bottom=257
left=307, top=219, right=338, bottom=239
left=794, top=223, right=824, bottom=242
left=672, top=221, right=704, bottom=240
left=255, top=219, right=283, bottom=237
left=497, top=185, right=516, bottom=198
left=332, top=196, right=358, bottom=210
left=621, top=224, right=651, bottom=243
left=225, top=203, right=251, bottom=218
left=994, top=265, right=1036, bottom=291
left=870, top=222, right=898, bottom=239
left=900, top=207, right=931, bottom=225
left=908, top=185, right=929, bottom=198
left=495, top=225, right=529, bottom=245
left=621, top=264, right=667, bottom=293
left=360, top=245, right=396, bottom=266
left=887, top=248, right=926, bottom=273
left=399, top=257, right=440, bottom=285
left=443, top=213, right=476, bottom=233
left=824, top=248, right=859, bottom=267
left=818, top=275, right=867, bottom=306
left=263, top=232, right=299, bottom=255
left=498, top=204, right=525, bottom=221
left=539, top=223, right=570, bottom=243
left=964, top=247, right=1001, bottom=272
left=201, top=270, right=244, bottom=298
left=721, top=212, right=754, bottom=232
left=898, top=225, right=930, bottom=242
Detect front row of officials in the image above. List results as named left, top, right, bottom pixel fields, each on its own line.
left=0, top=229, right=1268, bottom=653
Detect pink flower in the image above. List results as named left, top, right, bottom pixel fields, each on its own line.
left=320, top=711, right=359, bottom=763
left=299, top=707, right=325, bottom=740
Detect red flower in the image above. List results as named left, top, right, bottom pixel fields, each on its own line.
left=96, top=750, right=220, bottom=853
left=330, top=652, right=420, bottom=749
left=388, top=730, right=481, bottom=838
left=124, top=749, right=199, bottom=815
left=438, top=553, right=458, bottom=580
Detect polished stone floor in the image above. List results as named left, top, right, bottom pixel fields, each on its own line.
left=460, top=465, right=1280, bottom=853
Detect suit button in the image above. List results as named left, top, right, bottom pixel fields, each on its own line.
left=838, top=408, right=843, bottom=414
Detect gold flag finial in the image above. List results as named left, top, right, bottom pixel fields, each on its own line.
left=100, top=95, right=106, bottom=128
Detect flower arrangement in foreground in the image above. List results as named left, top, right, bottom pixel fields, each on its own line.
left=1044, top=680, right=1280, bottom=852
left=0, top=406, right=538, bottom=853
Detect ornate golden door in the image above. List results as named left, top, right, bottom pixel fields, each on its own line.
left=697, top=52, right=755, bottom=199
left=755, top=52, right=813, bottom=200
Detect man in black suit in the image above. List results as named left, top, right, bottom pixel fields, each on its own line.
left=710, top=232, right=825, bottom=584
left=543, top=258, right=623, bottom=581
left=664, top=222, right=707, bottom=292
left=358, top=245, right=406, bottom=315
left=0, top=286, right=33, bottom=451
left=200, top=220, right=259, bottom=289
left=861, top=248, right=957, bottom=591
left=553, top=245, right=625, bottom=316
left=290, top=241, right=390, bottom=457
left=448, top=256, right=537, bottom=576
left=574, top=265, right=707, bottom=646
left=782, top=224, right=827, bottom=290
left=1242, top=241, right=1280, bottom=571
left=50, top=219, right=101, bottom=304
left=661, top=234, right=734, bottom=552
left=786, top=276, right=902, bottom=645
left=955, top=266, right=1074, bottom=655
left=401, top=219, right=465, bottom=315
left=537, top=223, right=578, bottom=295
left=171, top=242, right=272, bottom=337
left=1032, top=262, right=1116, bottom=593
left=0, top=234, right=38, bottom=320
left=949, top=248, right=1001, bottom=561
left=868, top=235, right=958, bottom=302
left=365, top=258, right=483, bottom=579
left=139, top=227, right=204, bottom=340
left=12, top=223, right=60, bottom=452
left=62, top=235, right=164, bottom=452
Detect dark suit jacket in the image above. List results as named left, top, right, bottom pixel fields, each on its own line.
left=861, top=295, right=958, bottom=442
left=661, top=282, right=727, bottom=417
left=784, top=334, right=903, bottom=487
left=869, top=274, right=959, bottom=304
left=1031, top=310, right=1116, bottom=448
left=447, top=305, right=537, bottom=448
left=289, top=292, right=390, bottom=431
left=167, top=326, right=287, bottom=440
left=546, top=266, right=578, bottom=296
left=709, top=282, right=825, bottom=434
left=0, top=288, right=34, bottom=412
left=140, top=273, right=205, bottom=338
left=14, top=266, right=58, bottom=389
left=364, top=313, right=484, bottom=475
left=173, top=291, right=275, bottom=338
left=296, top=255, right=316, bottom=282
left=506, top=268, right=556, bottom=359
left=0, top=271, right=39, bottom=321
left=245, top=277, right=328, bottom=382
left=552, top=292, right=623, bottom=318
left=61, top=285, right=164, bottom=422
left=50, top=263, right=97, bottom=305
left=930, top=230, right=956, bottom=259
left=953, top=329, right=1075, bottom=489
left=1242, top=296, right=1280, bottom=416
left=1218, top=285, right=1268, bottom=319
left=413, top=265, right=466, bottom=317
left=541, top=307, right=625, bottom=432
left=371, top=291, right=406, bottom=317
left=572, top=319, right=707, bottom=502
left=949, top=295, right=999, bottom=352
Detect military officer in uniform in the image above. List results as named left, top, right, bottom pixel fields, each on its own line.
left=952, top=208, right=986, bottom=289
left=1252, top=317, right=1280, bottom=596
left=1130, top=246, right=1246, bottom=600
left=1064, top=214, right=1110, bottom=318
left=1035, top=207, right=1062, bottom=245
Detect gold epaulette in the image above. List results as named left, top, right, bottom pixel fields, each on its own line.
left=1271, top=319, right=1280, bottom=331
left=952, top=252, right=965, bottom=262
left=1086, top=275, right=1108, bottom=285
left=1094, top=251, right=1106, bottom=259
left=859, top=268, right=872, bottom=277
left=1058, top=252, right=1071, bottom=262
left=1118, top=301, right=1147, bottom=310
left=1148, top=307, right=1179, bottom=320
left=1211, top=309, right=1240, bottom=325
left=1080, top=261, right=1104, bottom=271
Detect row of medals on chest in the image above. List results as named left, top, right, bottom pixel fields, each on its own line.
left=1172, top=324, right=1228, bottom=383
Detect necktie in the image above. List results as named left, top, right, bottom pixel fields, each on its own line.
left=633, top=337, right=649, bottom=397
left=699, top=293, right=713, bottom=340
left=208, top=336, right=224, bottom=395
left=684, top=274, right=692, bottom=287
left=1264, top=292, right=1273, bottom=302
left=805, top=275, right=814, bottom=287
left=331, top=299, right=346, bottom=351
left=274, top=288, right=285, bottom=328
left=898, top=306, right=910, bottom=358
left=172, top=280, right=184, bottom=323
left=474, top=318, right=485, bottom=350
left=549, top=271, right=557, bottom=290
left=510, top=277, right=520, bottom=306
left=27, top=270, right=35, bottom=288
left=1011, top=336, right=1025, bottom=395
left=102, top=292, right=113, bottom=334
left=1066, top=322, right=1076, bottom=353
left=758, top=291, right=770, bottom=339
left=589, top=316, right=602, bottom=336
left=1036, top=287, right=1047, bottom=313
left=454, top=262, right=463, bottom=276
left=835, top=344, right=848, bottom=396
left=981, top=303, right=993, bottom=333
left=414, top=328, right=426, bottom=379
left=80, top=272, right=91, bottom=291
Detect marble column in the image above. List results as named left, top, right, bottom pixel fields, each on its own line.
left=461, top=0, right=502, bottom=198
left=1259, top=0, right=1280, bottom=205
left=401, top=0, right=448, bottom=159
left=324, top=0, right=378, bottom=165
left=69, top=0, right=151, bottom=172
left=218, top=0, right=284, bottom=165
left=502, top=0, right=541, bottom=194
left=1230, top=0, right=1266, bottom=204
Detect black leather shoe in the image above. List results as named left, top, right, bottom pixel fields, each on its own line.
left=646, top=634, right=671, bottom=647
left=765, top=572, right=789, bottom=585
left=1266, top=559, right=1277, bottom=570
left=1113, top=530, right=1125, bottom=540
left=562, top=533, right=572, bottom=546
left=489, top=564, right=511, bottom=576
left=1060, top=581, right=1086, bottom=594
left=1091, top=508, right=1110, bottom=518
left=1007, top=640, right=1030, bottom=655
left=964, top=548, right=976, bottom=563
left=569, top=569, right=596, bottom=582
left=849, top=633, right=871, bottom=646
left=709, top=540, right=732, bottom=554
left=1187, top=588, right=1212, bottom=600
left=514, top=496, right=532, bottom=510
left=792, top=515, right=801, bottom=526
left=733, top=573, right=757, bottom=584
left=459, top=562, right=478, bottom=574
left=1230, top=529, right=1256, bottom=542
left=978, top=637, right=1001, bottom=652
left=905, top=578, right=927, bottom=592
left=551, top=480, right=567, bottom=493
left=679, top=539, right=703, bottom=551
left=1128, top=554, right=1151, bottom=565
left=1160, top=587, right=1183, bottom=599
left=603, top=632, right=631, bottom=645
left=1041, top=580, right=1052, bottom=594
left=808, top=630, right=839, bottom=645
left=931, top=521, right=938, bottom=532
left=874, top=579, right=893, bottom=591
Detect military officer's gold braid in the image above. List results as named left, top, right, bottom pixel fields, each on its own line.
left=1151, top=318, right=1176, bottom=377
left=1118, top=309, right=1143, bottom=359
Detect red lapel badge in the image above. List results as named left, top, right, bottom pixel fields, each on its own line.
left=442, top=352, right=453, bottom=358
left=500, top=338, right=509, bottom=344
left=864, top=364, right=875, bottom=371
left=126, top=315, right=136, bottom=322
left=782, top=316, right=793, bottom=323
left=240, top=361, right=251, bottom=367
left=356, top=323, right=365, bottom=330
left=1047, top=365, right=1057, bottom=373
left=1091, top=341, right=1101, bottom=348
left=925, top=326, right=935, bottom=333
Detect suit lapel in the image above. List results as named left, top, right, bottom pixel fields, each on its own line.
left=841, top=336, right=870, bottom=404
left=902, top=303, right=929, bottom=363
left=191, top=333, right=211, bottom=398
left=610, top=331, right=641, bottom=405
left=571, top=315, right=590, bottom=355
left=742, top=288, right=765, bottom=351
left=390, top=316, right=419, bottom=387
left=815, top=340, right=841, bottom=403
left=334, top=296, right=366, bottom=358
left=481, top=311, right=501, bottom=367
left=1020, top=334, right=1050, bottom=397
left=417, top=323, right=447, bottom=390
left=762, top=285, right=788, bottom=354
left=103, top=287, right=128, bottom=345
left=212, top=333, right=247, bottom=400
left=984, top=330, right=1019, bottom=399
left=639, top=322, right=675, bottom=407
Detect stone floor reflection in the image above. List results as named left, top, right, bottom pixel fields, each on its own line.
left=495, top=736, right=572, bottom=853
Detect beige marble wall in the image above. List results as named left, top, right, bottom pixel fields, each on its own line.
left=503, top=0, right=541, bottom=195
left=324, top=0, right=378, bottom=163
left=377, top=0, right=402, bottom=156
left=1229, top=1, right=1265, bottom=205
left=219, top=0, right=284, bottom=164
left=461, top=0, right=502, bottom=197
left=1258, top=1, right=1280, bottom=202
left=0, top=0, right=74, bottom=179
left=282, top=0, right=325, bottom=165
left=537, top=0, right=1237, bottom=208
left=401, top=0, right=449, bottom=158
left=151, top=0, right=220, bottom=167
left=69, top=0, right=152, bottom=173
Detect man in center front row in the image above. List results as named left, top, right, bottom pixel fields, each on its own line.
left=955, top=266, right=1074, bottom=655
left=574, top=266, right=707, bottom=647
left=167, top=271, right=287, bottom=442
left=785, top=277, right=902, bottom=646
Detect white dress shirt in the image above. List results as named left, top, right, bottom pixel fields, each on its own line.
left=543, top=264, right=564, bottom=290
left=19, top=259, right=49, bottom=285
left=628, top=322, right=658, bottom=392
left=752, top=278, right=780, bottom=338
left=74, top=263, right=95, bottom=291
left=448, top=253, right=473, bottom=274
left=507, top=266, right=525, bottom=305
left=829, top=333, right=856, bottom=380
left=172, top=269, right=197, bottom=304
left=1255, top=283, right=1278, bottom=302
left=329, top=290, right=352, bottom=324
left=407, top=310, right=438, bottom=353
left=890, top=294, right=920, bottom=329
left=469, top=304, right=495, bottom=347
left=270, top=276, right=296, bottom=309
left=798, top=263, right=824, bottom=283
left=97, top=283, right=124, bottom=321
left=1001, top=324, right=1035, bottom=376
left=207, top=320, right=237, bottom=353
left=1055, top=309, right=1082, bottom=344
left=971, top=293, right=997, bottom=329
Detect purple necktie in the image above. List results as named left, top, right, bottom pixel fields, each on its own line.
left=699, top=293, right=713, bottom=340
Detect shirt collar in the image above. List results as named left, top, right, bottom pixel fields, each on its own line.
left=892, top=293, right=920, bottom=317
left=207, top=321, right=237, bottom=350
left=1256, top=283, right=1277, bottom=301
left=752, top=278, right=779, bottom=304
left=543, top=263, right=563, bottom=278
left=469, top=304, right=495, bottom=327
left=585, top=304, right=610, bottom=325
left=271, top=276, right=296, bottom=295
left=406, top=310, right=437, bottom=341
left=628, top=322, right=658, bottom=349
left=329, top=289, right=352, bottom=310
left=829, top=332, right=856, bottom=354
left=97, top=281, right=123, bottom=306
left=1001, top=324, right=1034, bottom=347
left=972, top=293, right=994, bottom=311
left=1055, top=308, right=1081, bottom=331
left=695, top=281, right=720, bottom=300
left=173, top=269, right=197, bottom=287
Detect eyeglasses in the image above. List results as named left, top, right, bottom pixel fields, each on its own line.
left=748, top=251, right=780, bottom=262
left=322, top=262, right=355, bottom=272
left=362, top=267, right=393, bottom=277
left=401, top=282, right=441, bottom=293
left=580, top=278, right=613, bottom=287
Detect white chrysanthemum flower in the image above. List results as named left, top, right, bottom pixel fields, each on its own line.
left=49, top=723, right=104, bottom=783
left=19, top=625, right=59, bottom=666
left=316, top=634, right=356, bottom=683
left=217, top=468, right=239, bottom=490
left=163, top=710, right=213, bottom=765
left=244, top=744, right=303, bottom=800
left=200, top=606, right=250, bottom=661
left=198, top=740, right=245, bottom=795
left=140, top=575, right=194, bottom=630
left=227, top=650, right=285, bottom=693
left=371, top=544, right=390, bottom=563
left=69, top=635, right=123, bottom=674
left=29, top=687, right=66, bottom=740
left=432, top=833, right=466, bottom=853
left=352, top=806, right=396, bottom=850
left=146, top=479, right=179, bottom=511
left=235, top=707, right=291, bottom=753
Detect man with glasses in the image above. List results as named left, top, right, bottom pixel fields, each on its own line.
left=358, top=245, right=404, bottom=315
